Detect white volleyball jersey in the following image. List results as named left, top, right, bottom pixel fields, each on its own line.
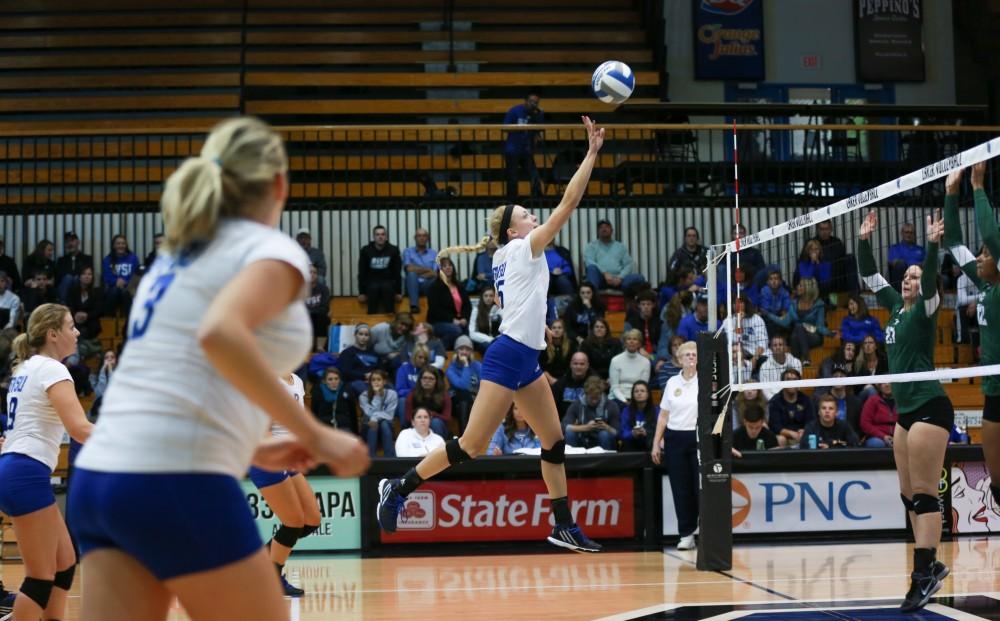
left=272, top=374, right=305, bottom=438
left=492, top=232, right=549, bottom=351
left=2, top=356, right=74, bottom=471
left=76, top=219, right=313, bottom=478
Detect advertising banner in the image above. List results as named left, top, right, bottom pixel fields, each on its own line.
left=382, top=478, right=635, bottom=543
left=663, top=470, right=905, bottom=535
left=854, top=0, right=925, bottom=82
left=241, top=476, right=361, bottom=551
left=693, top=0, right=765, bottom=81
left=950, top=462, right=1000, bottom=534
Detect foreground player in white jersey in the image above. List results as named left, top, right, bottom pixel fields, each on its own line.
left=0, top=303, right=92, bottom=621
left=246, top=373, right=322, bottom=597
left=68, top=117, right=369, bottom=621
left=377, top=116, right=605, bottom=552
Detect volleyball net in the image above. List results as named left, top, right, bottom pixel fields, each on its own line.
left=711, top=135, right=1000, bottom=399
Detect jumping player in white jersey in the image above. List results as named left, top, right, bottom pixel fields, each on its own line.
left=247, top=373, right=323, bottom=597
left=0, top=303, right=93, bottom=621
left=68, top=117, right=369, bottom=621
left=377, top=116, right=605, bottom=552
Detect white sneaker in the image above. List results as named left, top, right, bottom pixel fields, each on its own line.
left=677, top=535, right=696, bottom=550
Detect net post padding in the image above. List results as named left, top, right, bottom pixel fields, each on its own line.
left=696, top=331, right=732, bottom=572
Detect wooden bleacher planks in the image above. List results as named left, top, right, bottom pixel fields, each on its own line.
left=0, top=94, right=239, bottom=113
left=0, top=72, right=241, bottom=90
left=249, top=0, right=622, bottom=7
left=245, top=10, right=641, bottom=26
left=0, top=31, right=243, bottom=49
left=245, top=70, right=658, bottom=88
left=0, top=12, right=243, bottom=30
left=245, top=49, right=652, bottom=66
left=246, top=30, right=647, bottom=45
left=247, top=97, right=660, bottom=116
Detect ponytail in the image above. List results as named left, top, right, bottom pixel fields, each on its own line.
left=11, top=333, right=33, bottom=369
left=160, top=158, right=224, bottom=252
left=437, top=235, right=491, bottom=261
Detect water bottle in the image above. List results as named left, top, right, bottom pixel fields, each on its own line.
left=808, top=434, right=818, bottom=449
left=755, top=438, right=765, bottom=451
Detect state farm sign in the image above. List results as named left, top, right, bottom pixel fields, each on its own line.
left=383, top=478, right=635, bottom=543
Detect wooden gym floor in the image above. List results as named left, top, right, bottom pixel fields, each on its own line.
left=2, top=538, right=999, bottom=620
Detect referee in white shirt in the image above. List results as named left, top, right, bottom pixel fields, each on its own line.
left=651, top=340, right=699, bottom=550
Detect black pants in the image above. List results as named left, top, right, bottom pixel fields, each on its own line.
left=665, top=428, right=699, bottom=537
left=791, top=323, right=824, bottom=361
left=505, top=152, right=543, bottom=199
left=451, top=389, right=476, bottom=433
left=365, top=279, right=397, bottom=314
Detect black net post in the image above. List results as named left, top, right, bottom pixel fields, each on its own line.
left=696, top=330, right=732, bottom=571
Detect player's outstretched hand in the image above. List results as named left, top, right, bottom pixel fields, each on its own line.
left=859, top=211, right=877, bottom=241
left=582, top=116, right=605, bottom=155
left=971, top=161, right=986, bottom=190
left=927, top=208, right=944, bottom=244
left=252, top=436, right=318, bottom=472
left=309, top=426, right=371, bottom=478
left=945, top=167, right=964, bottom=196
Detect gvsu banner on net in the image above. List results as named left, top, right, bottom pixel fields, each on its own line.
left=383, top=478, right=635, bottom=543
left=663, top=471, right=904, bottom=535
left=693, top=0, right=765, bottom=80
left=241, top=476, right=361, bottom=551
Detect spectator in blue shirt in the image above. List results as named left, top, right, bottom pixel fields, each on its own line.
left=488, top=404, right=541, bottom=455
left=758, top=268, right=791, bottom=337
left=337, top=323, right=381, bottom=397
left=619, top=380, right=656, bottom=452
left=767, top=368, right=815, bottom=447
left=544, top=239, right=576, bottom=296
left=887, top=222, right=925, bottom=290
left=583, top=220, right=647, bottom=294
left=794, top=240, right=833, bottom=299
left=101, top=234, right=140, bottom=317
left=445, top=336, right=482, bottom=433
left=839, top=293, right=884, bottom=344
left=504, top=93, right=544, bottom=199
left=402, top=228, right=438, bottom=314
left=676, top=295, right=708, bottom=341
left=395, top=344, right=429, bottom=427
left=465, top=239, right=497, bottom=295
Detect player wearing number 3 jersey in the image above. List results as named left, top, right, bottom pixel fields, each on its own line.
left=377, top=117, right=605, bottom=552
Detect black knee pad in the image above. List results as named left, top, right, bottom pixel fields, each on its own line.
left=900, top=494, right=914, bottom=512
left=912, top=493, right=939, bottom=515
left=20, top=576, right=54, bottom=610
left=301, top=523, right=320, bottom=537
left=446, top=438, right=472, bottom=466
left=273, top=524, right=302, bottom=548
left=540, top=439, right=566, bottom=465
left=53, top=564, right=76, bottom=590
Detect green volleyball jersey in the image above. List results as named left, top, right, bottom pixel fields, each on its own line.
left=858, top=239, right=946, bottom=413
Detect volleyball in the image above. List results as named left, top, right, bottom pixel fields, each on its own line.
left=591, top=60, right=635, bottom=105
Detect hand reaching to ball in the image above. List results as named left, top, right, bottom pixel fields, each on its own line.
left=583, top=116, right=605, bottom=155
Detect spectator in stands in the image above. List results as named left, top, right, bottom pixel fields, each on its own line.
left=358, top=224, right=402, bottom=314
left=625, top=290, right=661, bottom=358
left=395, top=344, right=429, bottom=426
left=814, top=369, right=862, bottom=429
left=295, top=228, right=327, bottom=285
left=887, top=221, right=925, bottom=290
left=0, top=271, right=20, bottom=330
left=402, top=228, right=437, bottom=314
left=809, top=220, right=852, bottom=293
left=337, top=323, right=380, bottom=396
left=446, top=335, right=481, bottom=433
left=839, top=293, right=884, bottom=344
left=0, top=237, right=21, bottom=292
left=101, top=234, right=139, bottom=317
left=663, top=290, right=693, bottom=338
left=583, top=220, right=646, bottom=294
left=426, top=256, right=470, bottom=350
left=562, top=282, right=605, bottom=344
left=668, top=226, right=708, bottom=273
left=90, top=349, right=116, bottom=400
left=719, top=224, right=765, bottom=299
left=732, top=387, right=767, bottom=429
left=800, top=394, right=859, bottom=449
left=563, top=375, right=619, bottom=451
left=305, top=264, right=331, bottom=352
left=729, top=343, right=754, bottom=385
left=488, top=404, right=541, bottom=455
left=404, top=322, right=446, bottom=369
left=758, top=268, right=791, bottom=337
left=954, top=271, right=979, bottom=346
left=579, top=317, right=620, bottom=381
left=405, top=366, right=452, bottom=439
left=66, top=265, right=103, bottom=359
left=469, top=288, right=501, bottom=353
left=819, top=340, right=857, bottom=379
left=540, top=319, right=575, bottom=384
left=55, top=231, right=94, bottom=301
left=466, top=239, right=497, bottom=295
left=619, top=380, right=656, bottom=452
left=859, top=382, right=897, bottom=448
left=794, top=240, right=833, bottom=299
left=651, top=340, right=699, bottom=550
left=23, top=239, right=55, bottom=282
left=653, top=334, right=685, bottom=389
left=139, top=232, right=163, bottom=278
left=676, top=294, right=709, bottom=342
left=768, top=368, right=814, bottom=447
left=395, top=407, right=446, bottom=457
left=503, top=92, right=544, bottom=199
left=370, top=312, right=414, bottom=374
left=786, top=278, right=834, bottom=364
left=359, top=369, right=397, bottom=457
left=658, top=264, right=703, bottom=313
left=544, top=239, right=577, bottom=296
left=853, top=334, right=888, bottom=397
left=757, top=334, right=802, bottom=400
left=732, top=403, right=778, bottom=457
left=312, top=367, right=357, bottom=434
left=551, top=351, right=596, bottom=417
left=20, top=268, right=58, bottom=324
left=609, top=328, right=651, bottom=407
left=725, top=296, right=769, bottom=366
